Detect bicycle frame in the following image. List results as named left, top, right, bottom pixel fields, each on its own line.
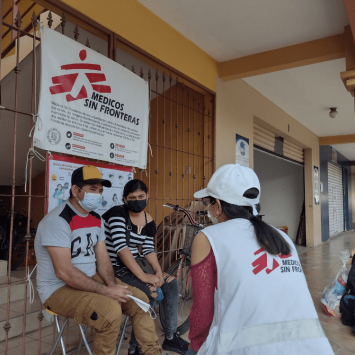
left=163, top=203, right=205, bottom=280
left=176, top=254, right=186, bottom=280
left=163, top=203, right=204, bottom=228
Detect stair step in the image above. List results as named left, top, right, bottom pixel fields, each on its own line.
left=0, top=260, right=7, bottom=277
left=0, top=310, right=48, bottom=342
left=2, top=11, right=62, bottom=81
left=0, top=299, right=48, bottom=341
left=0, top=276, right=29, bottom=306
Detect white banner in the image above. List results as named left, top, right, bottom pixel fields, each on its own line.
left=236, top=134, right=249, bottom=167
left=47, top=154, right=133, bottom=215
left=34, top=26, right=149, bottom=169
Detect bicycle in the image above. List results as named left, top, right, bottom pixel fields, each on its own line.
left=159, top=203, right=208, bottom=335
left=0, top=207, right=36, bottom=270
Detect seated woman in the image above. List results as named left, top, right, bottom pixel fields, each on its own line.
left=187, top=164, right=334, bottom=355
left=102, top=179, right=189, bottom=355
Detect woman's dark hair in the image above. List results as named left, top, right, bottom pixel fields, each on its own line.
left=219, top=188, right=291, bottom=256
left=122, top=179, right=148, bottom=202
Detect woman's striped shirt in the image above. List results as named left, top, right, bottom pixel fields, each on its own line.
left=101, top=205, right=156, bottom=267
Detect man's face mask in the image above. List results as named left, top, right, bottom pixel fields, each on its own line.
left=77, top=187, right=102, bottom=212
left=127, top=199, right=147, bottom=213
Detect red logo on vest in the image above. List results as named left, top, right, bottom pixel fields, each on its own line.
left=49, top=49, right=111, bottom=102
left=252, top=248, right=292, bottom=275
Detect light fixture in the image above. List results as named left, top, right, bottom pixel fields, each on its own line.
left=329, top=107, right=338, bottom=118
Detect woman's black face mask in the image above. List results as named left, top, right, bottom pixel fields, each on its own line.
left=127, top=199, right=147, bottom=213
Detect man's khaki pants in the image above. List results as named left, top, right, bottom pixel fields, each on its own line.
left=44, top=274, right=162, bottom=355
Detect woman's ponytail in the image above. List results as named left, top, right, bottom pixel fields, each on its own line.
left=219, top=188, right=291, bottom=256
left=248, top=215, right=291, bottom=256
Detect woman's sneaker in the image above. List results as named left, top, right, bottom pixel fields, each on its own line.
left=162, top=332, right=189, bottom=355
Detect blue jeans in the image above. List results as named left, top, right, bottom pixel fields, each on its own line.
left=114, top=266, right=179, bottom=343
left=186, top=348, right=198, bottom=355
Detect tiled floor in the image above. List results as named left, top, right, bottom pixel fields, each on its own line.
left=1, top=231, right=355, bottom=354
left=298, top=231, right=355, bottom=355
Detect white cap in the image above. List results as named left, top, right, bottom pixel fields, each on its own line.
left=194, top=164, right=260, bottom=215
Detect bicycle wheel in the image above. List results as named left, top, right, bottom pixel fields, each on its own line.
left=159, top=257, right=192, bottom=335
left=10, top=229, right=27, bottom=270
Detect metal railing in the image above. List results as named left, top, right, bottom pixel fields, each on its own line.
left=0, top=2, right=215, bottom=353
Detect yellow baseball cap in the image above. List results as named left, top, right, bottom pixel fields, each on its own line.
left=71, top=165, right=111, bottom=188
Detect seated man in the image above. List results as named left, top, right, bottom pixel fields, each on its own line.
left=35, top=165, right=162, bottom=355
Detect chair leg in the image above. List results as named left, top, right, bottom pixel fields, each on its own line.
left=115, top=316, right=129, bottom=355
left=76, top=324, right=88, bottom=355
left=78, top=324, right=93, bottom=355
left=49, top=316, right=69, bottom=355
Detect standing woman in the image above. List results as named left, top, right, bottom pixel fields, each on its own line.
left=102, top=179, right=189, bottom=355
left=187, top=164, right=334, bottom=355
left=52, top=184, right=64, bottom=206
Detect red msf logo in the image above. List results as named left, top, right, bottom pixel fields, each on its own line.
left=252, top=248, right=291, bottom=275
left=49, top=49, right=111, bottom=102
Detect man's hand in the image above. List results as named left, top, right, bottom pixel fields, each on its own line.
left=104, top=284, right=132, bottom=303
left=145, top=253, right=165, bottom=287
left=140, top=273, right=160, bottom=287
left=47, top=246, right=117, bottom=297
left=155, top=271, right=165, bottom=287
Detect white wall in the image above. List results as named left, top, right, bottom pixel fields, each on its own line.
left=215, top=78, right=321, bottom=246
left=254, top=149, right=304, bottom=242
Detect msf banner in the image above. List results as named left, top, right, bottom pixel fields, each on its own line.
left=34, top=25, right=149, bottom=169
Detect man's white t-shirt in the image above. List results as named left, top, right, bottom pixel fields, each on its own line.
left=35, top=201, right=105, bottom=303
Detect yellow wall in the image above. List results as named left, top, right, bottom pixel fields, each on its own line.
left=35, top=0, right=322, bottom=246
left=58, top=0, right=219, bottom=92
left=215, top=78, right=321, bottom=247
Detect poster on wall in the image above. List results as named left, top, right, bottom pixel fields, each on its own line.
left=236, top=134, right=249, bottom=167
left=34, top=25, right=149, bottom=169
left=314, top=166, right=319, bottom=205
left=47, top=154, right=133, bottom=215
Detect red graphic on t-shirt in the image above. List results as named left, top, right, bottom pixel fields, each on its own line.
left=69, top=214, right=101, bottom=232
left=252, top=248, right=292, bottom=275
left=49, top=49, right=111, bottom=102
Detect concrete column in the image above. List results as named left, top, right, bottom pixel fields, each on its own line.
left=304, top=148, right=322, bottom=247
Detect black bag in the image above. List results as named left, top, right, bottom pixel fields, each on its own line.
left=340, top=254, right=355, bottom=326
left=340, top=293, right=355, bottom=326
left=124, top=206, right=155, bottom=276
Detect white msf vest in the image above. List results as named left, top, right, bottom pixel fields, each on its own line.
left=197, top=219, right=334, bottom=355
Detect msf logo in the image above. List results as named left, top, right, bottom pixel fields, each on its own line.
left=252, top=248, right=291, bottom=275
left=49, top=49, right=111, bottom=102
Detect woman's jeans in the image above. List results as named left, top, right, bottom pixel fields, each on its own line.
left=115, top=266, right=179, bottom=343
left=186, top=349, right=198, bottom=355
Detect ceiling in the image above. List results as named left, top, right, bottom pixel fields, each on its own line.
left=139, top=1, right=355, bottom=158
left=138, top=0, right=349, bottom=62
left=331, top=143, right=355, bottom=160
left=244, top=58, right=355, bottom=137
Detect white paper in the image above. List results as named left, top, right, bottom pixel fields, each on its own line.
left=48, top=155, right=133, bottom=215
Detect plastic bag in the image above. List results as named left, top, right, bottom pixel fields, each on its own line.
left=321, top=250, right=350, bottom=315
